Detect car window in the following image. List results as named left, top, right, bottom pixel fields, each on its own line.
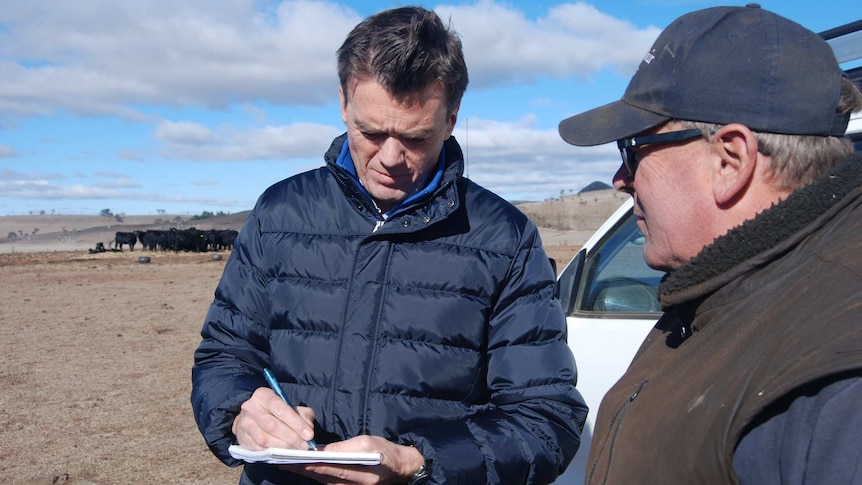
left=822, top=22, right=862, bottom=152
left=558, top=208, right=664, bottom=316
left=556, top=248, right=584, bottom=315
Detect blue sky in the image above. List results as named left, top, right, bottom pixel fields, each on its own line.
left=1, top=0, right=858, bottom=216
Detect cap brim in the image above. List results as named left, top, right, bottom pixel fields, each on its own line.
left=558, top=100, right=670, bottom=146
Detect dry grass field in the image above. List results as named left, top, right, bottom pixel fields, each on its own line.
left=0, top=250, right=244, bottom=485
left=0, top=190, right=625, bottom=485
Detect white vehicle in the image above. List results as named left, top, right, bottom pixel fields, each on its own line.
left=551, top=197, right=661, bottom=484
left=551, top=20, right=862, bottom=484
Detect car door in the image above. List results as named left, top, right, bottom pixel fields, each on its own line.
left=553, top=198, right=663, bottom=484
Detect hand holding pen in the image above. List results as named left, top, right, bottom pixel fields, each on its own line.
left=263, top=368, right=319, bottom=451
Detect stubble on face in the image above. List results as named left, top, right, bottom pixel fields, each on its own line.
left=622, top=127, right=716, bottom=273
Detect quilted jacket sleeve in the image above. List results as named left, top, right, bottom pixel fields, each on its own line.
left=190, top=211, right=271, bottom=466
left=401, top=222, right=588, bottom=484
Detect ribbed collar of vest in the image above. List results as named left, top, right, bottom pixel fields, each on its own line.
left=659, top=152, right=862, bottom=307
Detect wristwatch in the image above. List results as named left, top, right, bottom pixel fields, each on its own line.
left=407, top=463, right=428, bottom=484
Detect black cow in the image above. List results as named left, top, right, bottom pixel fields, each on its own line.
left=170, top=228, right=207, bottom=252
left=210, top=229, right=238, bottom=251
left=136, top=230, right=162, bottom=251
left=112, top=231, right=137, bottom=251
left=220, top=230, right=238, bottom=251
left=205, top=230, right=220, bottom=252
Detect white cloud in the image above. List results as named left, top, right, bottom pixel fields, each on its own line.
left=0, top=179, right=123, bottom=199
left=453, top=116, right=620, bottom=199
left=93, top=170, right=130, bottom=179
left=154, top=121, right=342, bottom=161
left=0, top=1, right=650, bottom=213
left=0, top=168, right=64, bottom=181
left=0, top=1, right=658, bottom=120
left=0, top=175, right=243, bottom=209
left=0, top=0, right=361, bottom=119
left=0, top=145, right=18, bottom=158
left=96, top=179, right=141, bottom=189
left=440, top=1, right=661, bottom=87
left=155, top=121, right=217, bottom=146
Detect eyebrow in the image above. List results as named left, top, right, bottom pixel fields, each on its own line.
left=352, top=118, right=435, bottom=139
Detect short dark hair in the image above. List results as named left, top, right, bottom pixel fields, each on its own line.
left=337, top=6, right=468, bottom=113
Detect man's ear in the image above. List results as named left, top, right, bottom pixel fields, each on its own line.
left=711, top=123, right=759, bottom=207
left=445, top=103, right=460, bottom=138
left=338, top=85, right=348, bottom=123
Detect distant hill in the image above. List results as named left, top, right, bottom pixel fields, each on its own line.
left=516, top=188, right=627, bottom=244
left=0, top=211, right=253, bottom=253
left=579, top=181, right=613, bottom=193
left=2, top=190, right=628, bottom=255
left=197, top=210, right=252, bottom=230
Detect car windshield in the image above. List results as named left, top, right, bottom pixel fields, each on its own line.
left=822, top=20, right=862, bottom=64
left=822, top=21, right=862, bottom=152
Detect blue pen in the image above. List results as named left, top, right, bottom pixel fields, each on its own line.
left=263, top=368, right=318, bottom=451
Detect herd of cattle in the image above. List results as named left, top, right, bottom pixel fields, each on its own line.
left=109, top=228, right=239, bottom=253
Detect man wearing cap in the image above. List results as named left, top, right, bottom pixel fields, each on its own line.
left=559, top=4, right=862, bottom=484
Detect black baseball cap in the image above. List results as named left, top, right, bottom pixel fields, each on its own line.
left=559, top=4, right=850, bottom=146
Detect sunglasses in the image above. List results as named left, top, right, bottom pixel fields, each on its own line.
left=617, top=129, right=704, bottom=176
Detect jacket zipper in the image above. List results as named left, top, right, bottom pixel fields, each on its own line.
left=358, top=240, right=395, bottom=434
left=588, top=379, right=648, bottom=485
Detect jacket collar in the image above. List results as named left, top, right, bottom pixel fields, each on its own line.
left=324, top=133, right=466, bottom=224
left=332, top=136, right=448, bottom=218
left=659, top=153, right=862, bottom=307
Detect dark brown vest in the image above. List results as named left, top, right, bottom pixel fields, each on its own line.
left=586, top=158, right=862, bottom=484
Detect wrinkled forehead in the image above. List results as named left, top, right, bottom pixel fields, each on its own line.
left=343, top=76, right=449, bottom=109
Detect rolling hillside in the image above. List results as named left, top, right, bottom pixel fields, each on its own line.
left=0, top=189, right=627, bottom=259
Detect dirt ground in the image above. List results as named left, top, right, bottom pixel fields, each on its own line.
left=0, top=244, right=582, bottom=485
left=0, top=250, right=243, bottom=485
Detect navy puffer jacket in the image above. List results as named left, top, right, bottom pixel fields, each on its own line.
left=191, top=135, right=587, bottom=484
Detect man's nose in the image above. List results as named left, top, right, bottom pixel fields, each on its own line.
left=377, top=138, right=406, bottom=167
left=612, top=163, right=633, bottom=193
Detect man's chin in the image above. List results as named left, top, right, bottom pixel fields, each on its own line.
left=369, top=185, right=415, bottom=206
left=643, top=247, right=672, bottom=273
left=369, top=192, right=405, bottom=213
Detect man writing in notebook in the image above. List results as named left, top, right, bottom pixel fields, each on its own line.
left=192, top=6, right=587, bottom=484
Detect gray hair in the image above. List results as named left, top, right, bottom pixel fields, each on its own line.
left=679, top=78, right=862, bottom=191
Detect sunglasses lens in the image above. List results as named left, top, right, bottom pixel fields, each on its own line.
left=617, top=129, right=704, bottom=178
left=620, top=148, right=636, bottom=177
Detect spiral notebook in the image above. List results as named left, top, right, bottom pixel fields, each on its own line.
left=228, top=445, right=382, bottom=465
